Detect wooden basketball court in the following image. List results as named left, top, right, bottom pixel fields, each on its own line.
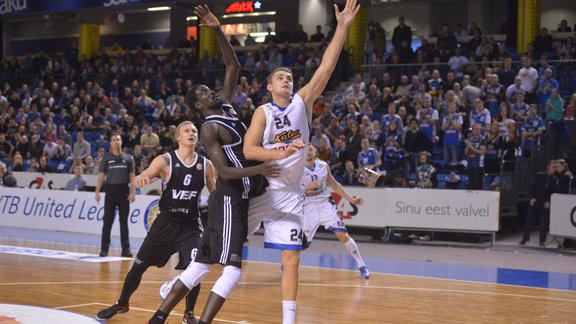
left=1, top=236, right=575, bottom=323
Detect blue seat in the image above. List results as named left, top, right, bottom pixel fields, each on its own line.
left=48, top=160, right=59, bottom=170
left=437, top=174, right=448, bottom=182
left=84, top=131, right=96, bottom=141
left=372, top=112, right=384, bottom=123
left=432, top=159, right=445, bottom=170
left=458, top=175, right=469, bottom=189
left=436, top=173, right=447, bottom=189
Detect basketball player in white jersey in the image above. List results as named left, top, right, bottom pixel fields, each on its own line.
left=302, top=144, right=369, bottom=278
left=243, top=1, right=360, bottom=322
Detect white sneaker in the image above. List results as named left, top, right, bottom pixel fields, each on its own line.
left=359, top=266, right=370, bottom=279
left=159, top=274, right=180, bottom=300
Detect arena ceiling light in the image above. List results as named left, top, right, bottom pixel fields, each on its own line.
left=147, top=6, right=171, bottom=11
left=222, top=11, right=276, bottom=19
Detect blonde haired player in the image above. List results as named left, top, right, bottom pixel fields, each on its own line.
left=302, top=144, right=369, bottom=278
left=244, top=1, right=360, bottom=322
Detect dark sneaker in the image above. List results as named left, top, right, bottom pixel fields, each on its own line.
left=518, top=239, right=528, bottom=245
left=99, top=251, right=108, bottom=257
left=96, top=302, right=129, bottom=320
left=121, top=250, right=133, bottom=258
left=182, top=310, right=198, bottom=324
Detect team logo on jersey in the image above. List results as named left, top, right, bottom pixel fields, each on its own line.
left=330, top=192, right=359, bottom=220
left=271, top=129, right=301, bottom=144
left=196, top=163, right=203, bottom=170
left=144, top=199, right=160, bottom=232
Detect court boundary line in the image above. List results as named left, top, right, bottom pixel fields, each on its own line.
left=246, top=259, right=576, bottom=294
left=47, top=302, right=251, bottom=324
left=53, top=302, right=100, bottom=310
left=2, top=280, right=574, bottom=304
left=1, top=240, right=575, bottom=294
left=91, top=302, right=251, bottom=324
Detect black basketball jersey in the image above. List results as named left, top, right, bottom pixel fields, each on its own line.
left=158, top=151, right=206, bottom=227
left=204, top=104, right=267, bottom=199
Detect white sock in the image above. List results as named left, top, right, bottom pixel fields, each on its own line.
left=344, top=238, right=366, bottom=268
left=282, top=300, right=297, bottom=324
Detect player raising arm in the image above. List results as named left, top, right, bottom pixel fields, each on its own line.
left=148, top=5, right=279, bottom=324
left=242, top=1, right=360, bottom=323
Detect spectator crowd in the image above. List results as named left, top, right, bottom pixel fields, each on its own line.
left=0, top=17, right=575, bottom=193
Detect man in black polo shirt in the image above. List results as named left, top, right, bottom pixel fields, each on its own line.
left=95, top=132, right=136, bottom=257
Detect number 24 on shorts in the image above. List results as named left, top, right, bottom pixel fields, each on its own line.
left=290, top=229, right=303, bottom=242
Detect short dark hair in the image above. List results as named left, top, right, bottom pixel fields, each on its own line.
left=186, top=84, right=203, bottom=113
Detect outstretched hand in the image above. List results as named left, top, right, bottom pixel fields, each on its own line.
left=135, top=174, right=158, bottom=188
left=350, top=196, right=365, bottom=205
left=334, top=0, right=360, bottom=28
left=194, top=4, right=220, bottom=29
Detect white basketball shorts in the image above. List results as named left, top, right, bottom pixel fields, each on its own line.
left=248, top=189, right=305, bottom=250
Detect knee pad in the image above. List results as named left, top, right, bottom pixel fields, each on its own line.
left=179, top=262, right=211, bottom=290
left=211, top=266, right=242, bottom=299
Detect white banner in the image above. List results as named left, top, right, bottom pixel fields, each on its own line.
left=12, top=171, right=163, bottom=195
left=0, top=244, right=131, bottom=262
left=550, top=194, right=576, bottom=238
left=1, top=186, right=500, bottom=238
left=329, top=187, right=500, bottom=232
left=0, top=187, right=160, bottom=239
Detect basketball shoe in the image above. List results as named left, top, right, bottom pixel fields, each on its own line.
left=359, top=266, right=370, bottom=279
left=96, top=302, right=129, bottom=320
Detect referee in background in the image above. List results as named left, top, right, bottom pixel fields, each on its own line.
left=95, top=132, right=136, bottom=257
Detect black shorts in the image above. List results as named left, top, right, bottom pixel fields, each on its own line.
left=195, top=190, right=248, bottom=268
left=136, top=215, right=202, bottom=269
